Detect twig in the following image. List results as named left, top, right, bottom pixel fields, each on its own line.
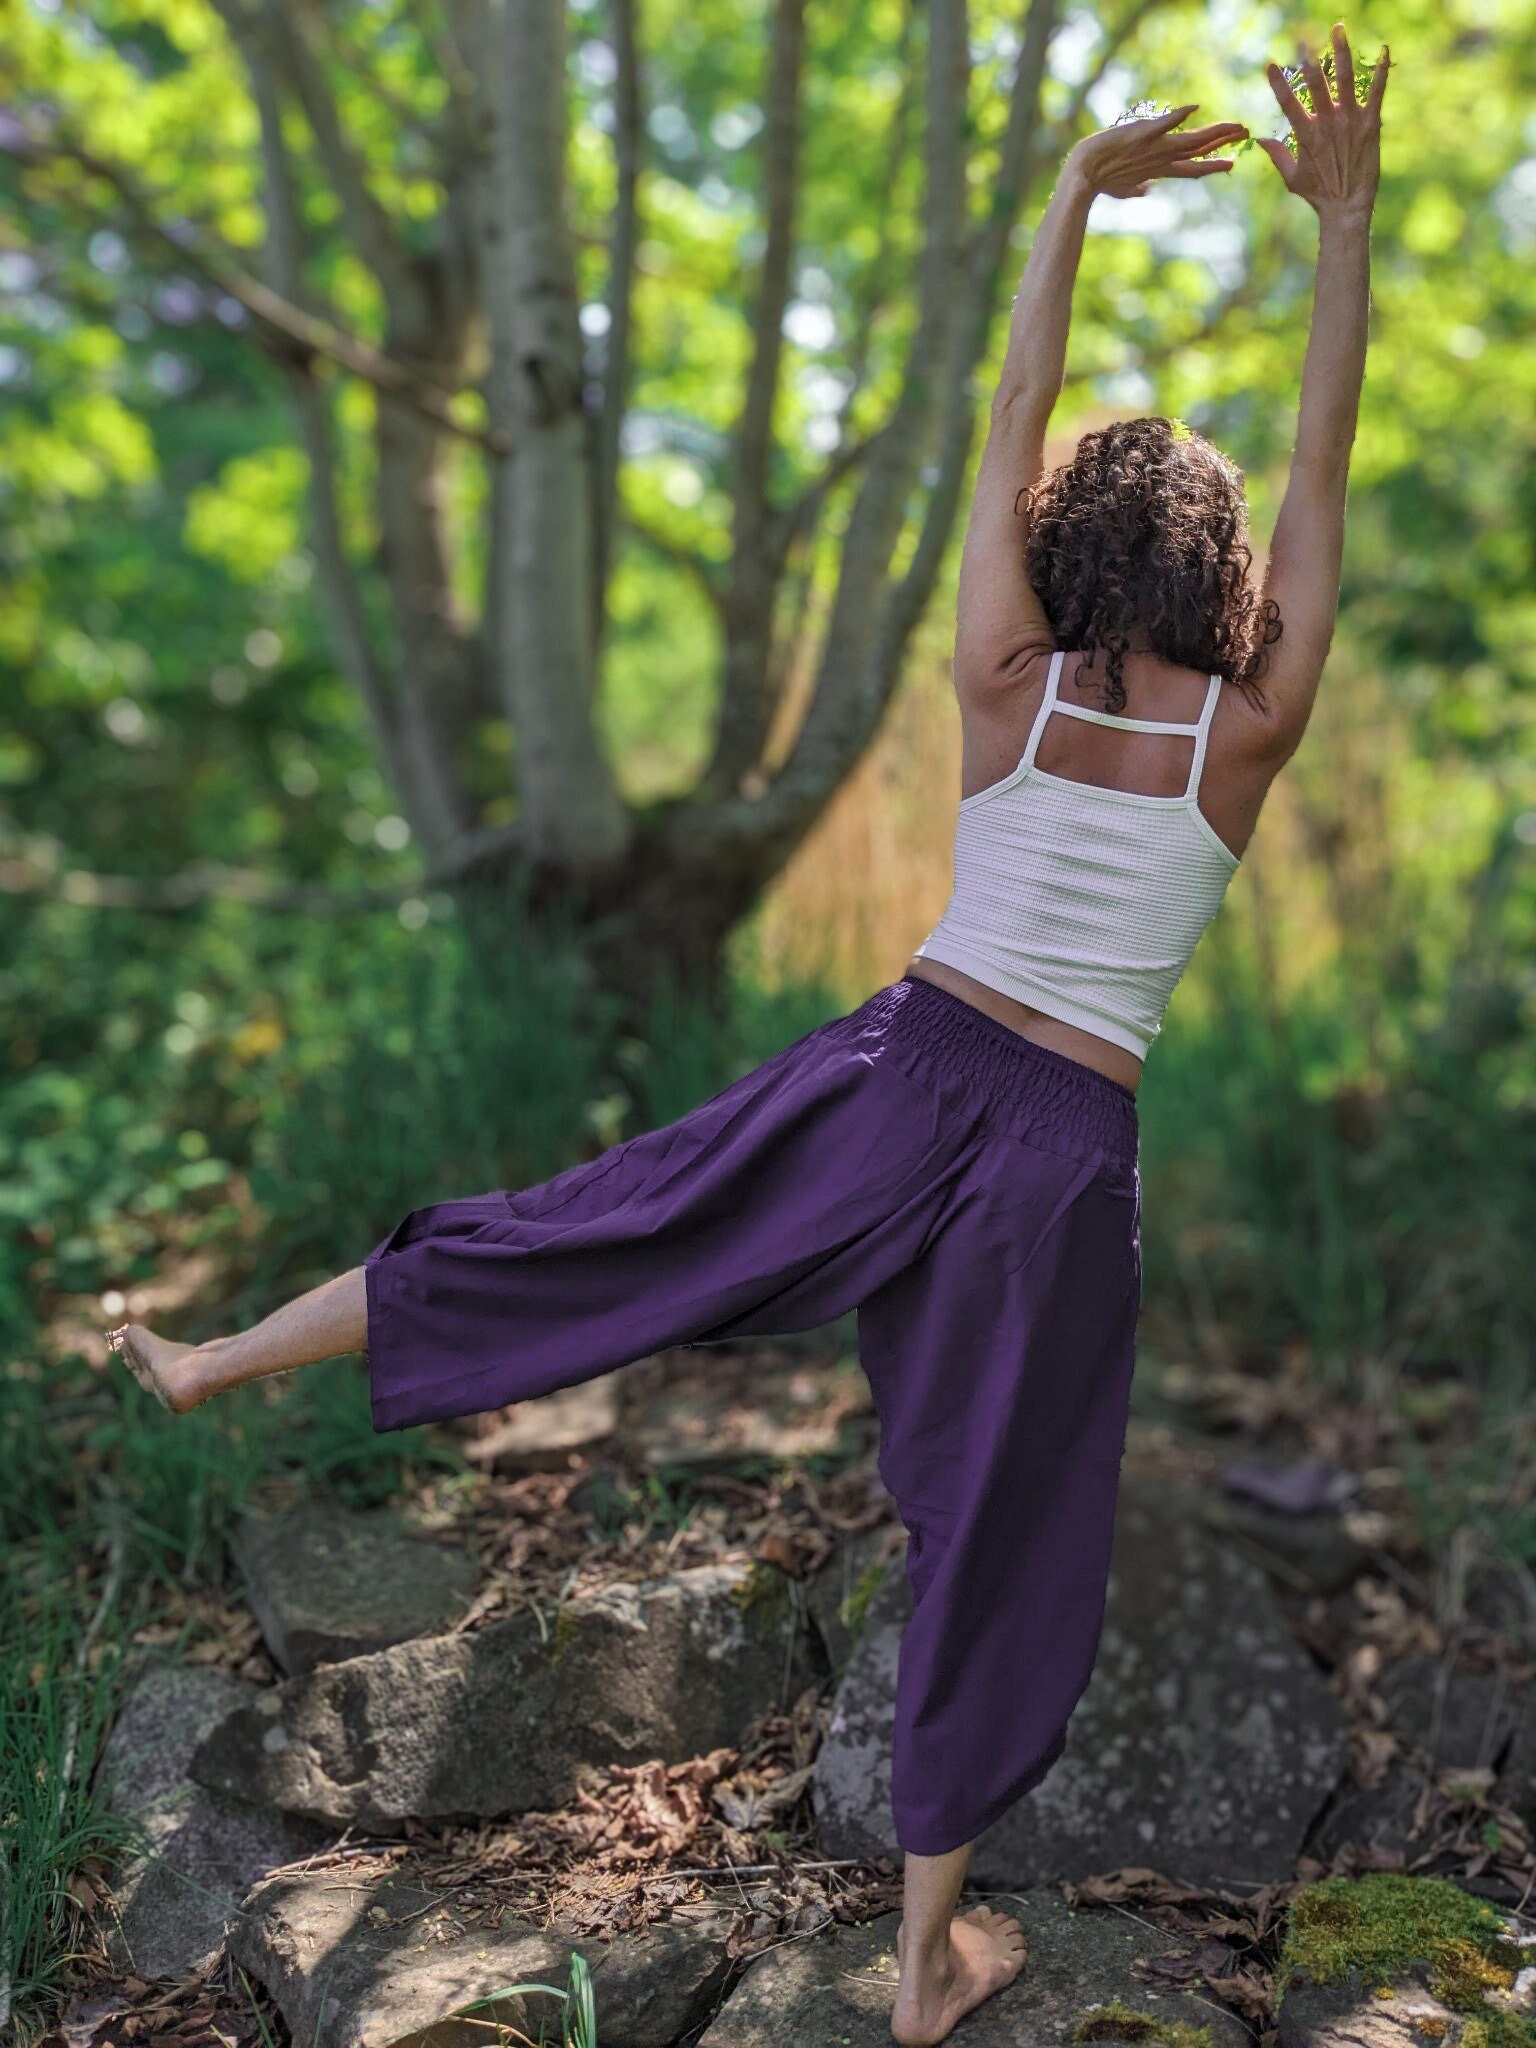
left=722, top=1854, right=753, bottom=1912
left=636, top=1857, right=876, bottom=1882
left=260, top=1839, right=413, bottom=1879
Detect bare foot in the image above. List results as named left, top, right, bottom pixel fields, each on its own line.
left=891, top=1906, right=1028, bottom=2046
left=106, top=1324, right=210, bottom=1414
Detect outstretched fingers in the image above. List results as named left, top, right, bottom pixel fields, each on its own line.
left=1165, top=119, right=1247, bottom=177
left=1296, top=36, right=1333, bottom=116
left=1266, top=57, right=1310, bottom=130
left=1173, top=121, right=1250, bottom=151
left=1365, top=41, right=1391, bottom=115
left=1147, top=101, right=1200, bottom=133
left=1329, top=22, right=1355, bottom=108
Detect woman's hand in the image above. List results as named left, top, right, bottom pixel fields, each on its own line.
left=1068, top=105, right=1248, bottom=202
left=1258, top=23, right=1390, bottom=222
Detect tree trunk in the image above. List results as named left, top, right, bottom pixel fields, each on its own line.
left=477, top=0, right=633, bottom=873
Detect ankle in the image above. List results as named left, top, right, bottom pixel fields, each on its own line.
left=188, top=1333, right=241, bottom=1397
left=903, top=1927, right=956, bottom=1976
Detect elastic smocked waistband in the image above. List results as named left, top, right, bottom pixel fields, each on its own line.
left=830, top=974, right=1140, bottom=1168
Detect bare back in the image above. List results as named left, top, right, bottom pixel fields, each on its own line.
left=957, top=646, right=1283, bottom=867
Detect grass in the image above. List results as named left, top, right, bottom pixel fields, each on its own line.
left=1136, top=925, right=1536, bottom=1387
left=458, top=1949, right=600, bottom=2047
left=0, top=1533, right=143, bottom=2037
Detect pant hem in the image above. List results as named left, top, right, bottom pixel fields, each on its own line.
left=364, top=1253, right=389, bottom=1433
left=892, top=1734, right=1069, bottom=1858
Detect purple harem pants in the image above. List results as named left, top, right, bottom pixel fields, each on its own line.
left=364, top=972, right=1142, bottom=1858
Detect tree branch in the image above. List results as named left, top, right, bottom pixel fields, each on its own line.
left=0, top=822, right=528, bottom=915
left=811, top=0, right=920, bottom=466
left=1, top=96, right=508, bottom=453
left=255, top=0, right=421, bottom=305
left=702, top=0, right=808, bottom=795
left=737, top=0, right=971, bottom=852
left=781, top=424, right=888, bottom=551
left=592, top=0, right=642, bottom=640
left=238, top=41, right=409, bottom=794
left=213, top=5, right=475, bottom=857
left=879, top=0, right=1061, bottom=652
left=616, top=505, right=727, bottom=616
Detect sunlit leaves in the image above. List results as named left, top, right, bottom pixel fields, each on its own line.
left=184, top=446, right=309, bottom=585
left=0, top=390, right=155, bottom=502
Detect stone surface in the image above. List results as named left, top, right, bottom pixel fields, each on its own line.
left=814, top=1480, right=1349, bottom=1887
left=1219, top=1453, right=1356, bottom=1516
left=95, top=1660, right=330, bottom=1979
left=621, top=1346, right=873, bottom=1472
left=1199, top=1493, right=1373, bottom=1597
left=192, top=1561, right=818, bottom=1829
left=231, top=1867, right=734, bottom=2048
left=1275, top=1967, right=1471, bottom=2047
left=232, top=1502, right=478, bottom=1677
left=1306, top=1651, right=1525, bottom=1869
left=697, top=1888, right=1250, bottom=2047
left=1497, top=1680, right=1536, bottom=1827
left=1379, top=1651, right=1522, bottom=1772
left=461, top=1374, right=623, bottom=1470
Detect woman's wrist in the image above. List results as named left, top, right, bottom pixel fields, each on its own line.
left=1059, top=149, right=1097, bottom=206
left=1315, top=198, right=1374, bottom=233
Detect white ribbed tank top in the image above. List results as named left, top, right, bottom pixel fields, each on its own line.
left=913, top=648, right=1241, bottom=1061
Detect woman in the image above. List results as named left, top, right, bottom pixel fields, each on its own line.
left=110, top=30, right=1387, bottom=2047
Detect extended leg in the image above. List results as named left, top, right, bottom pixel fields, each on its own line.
left=891, top=1840, right=1028, bottom=2047
left=109, top=1266, right=367, bottom=1414
left=110, top=990, right=946, bottom=1428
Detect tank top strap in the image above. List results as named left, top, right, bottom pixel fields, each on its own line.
left=1183, top=673, right=1222, bottom=799
left=1021, top=648, right=1065, bottom=769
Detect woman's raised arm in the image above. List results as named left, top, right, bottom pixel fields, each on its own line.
left=955, top=108, right=1247, bottom=702
left=1249, top=24, right=1391, bottom=759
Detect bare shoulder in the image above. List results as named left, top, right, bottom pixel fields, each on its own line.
left=952, top=641, right=1056, bottom=804
left=954, top=638, right=1056, bottom=724
left=1200, top=667, right=1299, bottom=863
left=1216, top=656, right=1312, bottom=773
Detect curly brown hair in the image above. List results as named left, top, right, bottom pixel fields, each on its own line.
left=1021, top=416, right=1281, bottom=714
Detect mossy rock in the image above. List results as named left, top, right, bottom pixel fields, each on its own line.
left=1071, top=1995, right=1217, bottom=2045
left=842, top=1556, right=887, bottom=1642
left=1275, top=1873, right=1536, bottom=2048
left=730, top=1560, right=795, bottom=1625
left=1278, top=1873, right=1527, bottom=2010
left=550, top=1604, right=580, bottom=1664
left=193, top=1561, right=820, bottom=1829
left=804, top=1525, right=903, bottom=1676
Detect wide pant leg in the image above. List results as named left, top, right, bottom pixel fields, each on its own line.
left=857, top=1129, right=1142, bottom=1858
left=364, top=1005, right=963, bottom=1434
